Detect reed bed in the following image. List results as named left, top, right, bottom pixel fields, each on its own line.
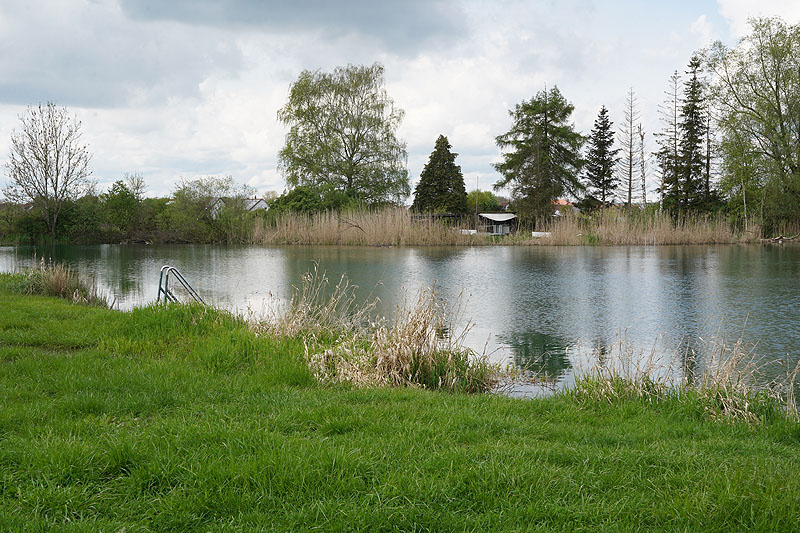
left=251, top=267, right=497, bottom=393
left=571, top=332, right=799, bottom=424
left=252, top=208, right=483, bottom=246
left=515, top=210, right=759, bottom=245
left=252, top=207, right=759, bottom=246
left=12, top=259, right=110, bottom=307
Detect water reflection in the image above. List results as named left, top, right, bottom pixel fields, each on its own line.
left=499, top=331, right=572, bottom=381
left=2, top=243, right=799, bottom=392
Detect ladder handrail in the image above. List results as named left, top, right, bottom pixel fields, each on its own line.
left=157, top=265, right=205, bottom=305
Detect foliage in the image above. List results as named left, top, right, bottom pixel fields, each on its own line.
left=411, top=135, right=468, bottom=214
left=266, top=185, right=359, bottom=217
left=100, top=181, right=139, bottom=235
left=156, top=176, right=255, bottom=243
left=278, top=63, right=410, bottom=205
left=494, top=86, right=584, bottom=223
left=3, top=103, right=93, bottom=238
left=675, top=55, right=709, bottom=212
left=466, top=190, right=502, bottom=213
left=707, top=17, right=800, bottom=233
left=583, top=106, right=621, bottom=205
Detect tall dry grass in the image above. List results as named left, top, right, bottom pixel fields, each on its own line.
left=252, top=208, right=483, bottom=246
left=515, top=209, right=760, bottom=245
left=252, top=208, right=759, bottom=246
left=571, top=332, right=799, bottom=424
left=20, top=259, right=110, bottom=307
left=251, top=267, right=497, bottom=393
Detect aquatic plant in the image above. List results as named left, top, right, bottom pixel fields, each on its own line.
left=15, top=259, right=110, bottom=307
left=252, top=267, right=498, bottom=393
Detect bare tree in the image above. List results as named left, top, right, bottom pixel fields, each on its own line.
left=124, top=172, right=147, bottom=201
left=3, top=103, right=92, bottom=237
left=618, top=88, right=640, bottom=207
left=654, top=71, right=682, bottom=208
left=639, top=124, right=647, bottom=207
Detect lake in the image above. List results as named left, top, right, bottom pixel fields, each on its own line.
left=2, top=244, right=799, bottom=395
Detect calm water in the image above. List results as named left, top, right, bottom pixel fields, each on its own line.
left=2, top=244, right=799, bottom=394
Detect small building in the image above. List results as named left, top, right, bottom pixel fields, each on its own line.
left=478, top=213, right=517, bottom=235
left=208, top=197, right=270, bottom=218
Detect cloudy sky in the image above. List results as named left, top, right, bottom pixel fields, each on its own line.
left=1, top=0, right=799, bottom=201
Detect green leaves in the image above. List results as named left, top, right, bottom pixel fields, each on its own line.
left=278, top=63, right=410, bottom=206
left=411, top=135, right=468, bottom=214
left=494, top=86, right=584, bottom=222
left=584, top=106, right=621, bottom=206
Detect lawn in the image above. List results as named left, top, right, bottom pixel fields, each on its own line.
left=1, top=281, right=799, bottom=531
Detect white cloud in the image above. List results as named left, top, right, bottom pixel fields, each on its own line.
left=3, top=1, right=798, bottom=202
left=717, top=0, right=800, bottom=37
left=690, top=15, right=716, bottom=45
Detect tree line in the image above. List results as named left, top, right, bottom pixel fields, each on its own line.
left=2, top=17, right=798, bottom=243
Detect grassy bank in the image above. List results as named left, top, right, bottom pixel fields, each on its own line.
left=2, top=279, right=800, bottom=530
left=252, top=208, right=758, bottom=246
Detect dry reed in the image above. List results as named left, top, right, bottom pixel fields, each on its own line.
left=515, top=210, right=759, bottom=246
left=252, top=208, right=483, bottom=246
left=252, top=208, right=759, bottom=246
left=21, top=259, right=110, bottom=307
left=251, top=269, right=498, bottom=393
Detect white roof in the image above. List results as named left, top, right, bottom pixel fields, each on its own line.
left=479, top=213, right=517, bottom=222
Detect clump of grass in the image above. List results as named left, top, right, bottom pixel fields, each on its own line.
left=570, top=332, right=799, bottom=424
left=337, top=286, right=496, bottom=393
left=13, top=259, right=110, bottom=307
left=253, top=269, right=498, bottom=393
left=253, top=263, right=376, bottom=340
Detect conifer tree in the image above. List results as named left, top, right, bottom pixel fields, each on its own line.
left=411, top=135, right=468, bottom=213
left=677, top=55, right=707, bottom=212
left=583, top=106, right=620, bottom=206
left=494, top=86, right=584, bottom=221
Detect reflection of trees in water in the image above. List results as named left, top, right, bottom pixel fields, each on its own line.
left=501, top=331, right=572, bottom=380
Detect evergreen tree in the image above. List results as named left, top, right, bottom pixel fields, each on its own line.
left=494, top=86, right=584, bottom=222
left=583, top=106, right=621, bottom=206
left=411, top=135, right=468, bottom=213
left=677, top=55, right=707, bottom=212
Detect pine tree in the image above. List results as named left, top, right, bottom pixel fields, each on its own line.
left=677, top=55, right=707, bottom=212
left=583, top=106, right=621, bottom=206
left=411, top=135, right=468, bottom=213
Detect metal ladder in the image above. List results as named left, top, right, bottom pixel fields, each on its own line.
left=157, top=265, right=205, bottom=305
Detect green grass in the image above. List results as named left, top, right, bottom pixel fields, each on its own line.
left=2, top=276, right=800, bottom=530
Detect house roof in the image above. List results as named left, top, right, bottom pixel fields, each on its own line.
left=479, top=213, right=517, bottom=222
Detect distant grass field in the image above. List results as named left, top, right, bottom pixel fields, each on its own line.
left=1, top=274, right=799, bottom=530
